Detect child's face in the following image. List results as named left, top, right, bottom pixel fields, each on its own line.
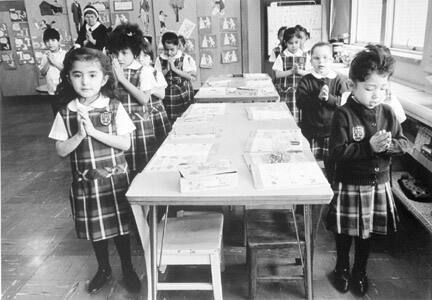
left=351, top=72, right=389, bottom=109
left=45, top=38, right=60, bottom=52
left=298, top=32, right=308, bottom=48
left=285, top=37, right=300, bottom=54
left=116, top=48, right=135, bottom=68
left=164, top=43, right=178, bottom=57
left=310, top=45, right=332, bottom=75
left=69, top=60, right=108, bottom=101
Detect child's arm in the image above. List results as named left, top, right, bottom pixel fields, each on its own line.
left=274, top=69, right=294, bottom=78
left=79, top=109, right=131, bottom=151
left=151, top=69, right=167, bottom=99
left=55, top=114, right=87, bottom=157
left=38, top=54, right=50, bottom=76
left=322, top=76, right=349, bottom=107
left=47, top=52, right=64, bottom=71
left=386, top=110, right=409, bottom=155
left=272, top=55, right=294, bottom=78
left=295, top=76, right=315, bottom=110
left=168, top=58, right=194, bottom=81
left=112, top=58, right=150, bottom=106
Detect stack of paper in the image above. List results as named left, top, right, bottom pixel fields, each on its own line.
left=246, top=103, right=291, bottom=120
left=250, top=161, right=328, bottom=190
left=145, top=143, right=214, bottom=172
left=245, top=129, right=303, bottom=153
left=179, top=159, right=238, bottom=192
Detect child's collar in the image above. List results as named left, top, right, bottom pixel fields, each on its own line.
left=123, top=59, right=142, bottom=70
left=67, top=95, right=109, bottom=112
left=311, top=69, right=337, bottom=79
left=282, top=48, right=303, bottom=57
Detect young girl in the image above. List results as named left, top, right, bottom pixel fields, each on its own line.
left=107, top=23, right=171, bottom=176
left=296, top=42, right=348, bottom=164
left=48, top=48, right=141, bottom=294
left=326, top=44, right=408, bottom=296
left=272, top=27, right=309, bottom=123
left=155, top=31, right=196, bottom=122
left=269, top=26, right=286, bottom=63
left=295, top=24, right=311, bottom=54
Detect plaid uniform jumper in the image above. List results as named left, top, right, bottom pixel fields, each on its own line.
left=117, top=67, right=171, bottom=175
left=160, top=53, right=194, bottom=122
left=274, top=51, right=307, bottom=124
left=60, top=99, right=131, bottom=241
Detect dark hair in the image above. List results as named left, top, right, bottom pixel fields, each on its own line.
left=310, top=42, right=331, bottom=55
left=295, top=24, right=310, bottom=39
left=277, top=26, right=287, bottom=37
left=107, top=23, right=145, bottom=57
left=178, top=35, right=186, bottom=47
left=349, top=44, right=395, bottom=82
left=162, top=31, right=179, bottom=46
left=142, top=36, right=153, bottom=61
left=43, top=28, right=60, bottom=42
left=56, top=48, right=117, bottom=101
left=283, top=27, right=301, bottom=43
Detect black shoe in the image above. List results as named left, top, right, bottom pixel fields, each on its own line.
left=87, top=267, right=112, bottom=294
left=351, top=272, right=368, bottom=296
left=122, top=269, right=141, bottom=293
left=332, top=268, right=350, bottom=293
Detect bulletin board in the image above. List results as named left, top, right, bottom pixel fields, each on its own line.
left=267, top=1, right=322, bottom=56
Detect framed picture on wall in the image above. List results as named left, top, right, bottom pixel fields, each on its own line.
left=114, top=1, right=133, bottom=11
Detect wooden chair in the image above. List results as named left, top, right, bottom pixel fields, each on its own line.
left=133, top=208, right=224, bottom=300
left=246, top=208, right=306, bottom=299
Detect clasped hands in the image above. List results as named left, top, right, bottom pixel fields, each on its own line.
left=370, top=130, right=392, bottom=153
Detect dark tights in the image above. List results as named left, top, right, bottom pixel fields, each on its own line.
left=92, top=234, right=133, bottom=273
left=335, top=233, right=371, bottom=274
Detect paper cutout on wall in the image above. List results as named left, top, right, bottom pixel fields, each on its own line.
left=198, top=16, right=211, bottom=32
left=211, top=0, right=225, bottom=16
left=39, top=0, right=63, bottom=16
left=158, top=10, right=168, bottom=33
left=221, top=49, right=238, bottom=64
left=112, top=13, right=130, bottom=27
left=200, top=51, right=214, bottom=68
left=139, top=0, right=151, bottom=35
left=221, top=32, right=238, bottom=47
left=14, top=37, right=32, bottom=51
left=199, top=34, right=216, bottom=49
left=183, top=38, right=195, bottom=53
left=9, top=9, right=27, bottom=22
left=0, top=24, right=11, bottom=50
left=17, top=51, right=35, bottom=64
left=177, top=18, right=196, bottom=39
left=11, top=22, right=30, bottom=37
left=221, top=17, right=238, bottom=31
left=1, top=53, right=17, bottom=70
left=170, top=0, right=184, bottom=22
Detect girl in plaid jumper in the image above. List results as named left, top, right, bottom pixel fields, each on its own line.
left=272, top=27, right=309, bottom=123
left=107, top=23, right=171, bottom=177
left=155, top=31, right=197, bottom=123
left=49, top=48, right=141, bottom=294
left=326, top=44, right=408, bottom=296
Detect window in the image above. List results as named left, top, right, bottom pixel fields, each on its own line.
left=352, top=0, right=428, bottom=53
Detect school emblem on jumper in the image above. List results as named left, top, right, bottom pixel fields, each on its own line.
left=99, top=111, right=112, bottom=126
left=352, top=125, right=365, bottom=141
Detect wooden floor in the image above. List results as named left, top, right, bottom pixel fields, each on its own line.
left=2, top=96, right=432, bottom=300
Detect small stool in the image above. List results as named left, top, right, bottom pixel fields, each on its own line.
left=246, top=208, right=306, bottom=299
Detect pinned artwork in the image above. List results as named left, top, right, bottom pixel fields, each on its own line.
left=199, top=34, right=216, bottom=49
left=11, top=22, right=30, bottom=37
left=177, top=18, right=196, bottom=39
left=139, top=0, right=151, bottom=35
left=198, top=16, right=211, bottom=32
left=221, top=32, right=238, bottom=47
left=221, top=17, right=238, bottom=31
left=39, top=0, right=63, bottom=16
left=17, top=51, right=35, bottom=64
left=2, top=53, right=17, bottom=70
left=14, top=36, right=32, bottom=51
left=221, top=49, right=238, bottom=64
left=112, top=13, right=130, bottom=27
left=211, top=0, right=225, bottom=16
left=200, top=51, right=214, bottom=68
left=184, top=38, right=195, bottom=53
left=9, top=9, right=27, bottom=22
left=0, top=24, right=11, bottom=51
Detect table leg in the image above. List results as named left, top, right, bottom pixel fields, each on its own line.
left=304, top=204, right=313, bottom=300
left=150, top=205, right=158, bottom=300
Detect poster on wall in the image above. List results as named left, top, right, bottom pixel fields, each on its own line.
left=198, top=16, right=211, bottom=33
left=199, top=34, right=216, bottom=49
left=16, top=51, right=35, bottom=64
left=184, top=38, right=195, bottom=53
left=112, top=12, right=130, bottom=27
left=200, top=50, right=214, bottom=68
left=1, top=53, right=17, bottom=70
left=11, top=22, right=30, bottom=37
left=14, top=37, right=32, bottom=51
left=9, top=9, right=28, bottom=22
left=39, top=0, right=63, bottom=15
left=177, top=18, right=196, bottom=39
left=221, top=49, right=238, bottom=64
left=221, top=32, right=238, bottom=47
left=211, top=0, right=226, bottom=16
left=0, top=24, right=11, bottom=50
left=220, top=17, right=238, bottom=31
left=138, top=0, right=151, bottom=35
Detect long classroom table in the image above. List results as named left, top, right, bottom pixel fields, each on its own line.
left=126, top=103, right=333, bottom=300
left=195, top=73, right=280, bottom=103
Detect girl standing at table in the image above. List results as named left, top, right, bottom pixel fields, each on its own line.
left=48, top=48, right=140, bottom=294
left=296, top=42, right=348, bottom=164
left=107, top=23, right=171, bottom=176
left=326, top=44, right=408, bottom=296
left=272, top=27, right=309, bottom=123
left=155, top=31, right=196, bottom=122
